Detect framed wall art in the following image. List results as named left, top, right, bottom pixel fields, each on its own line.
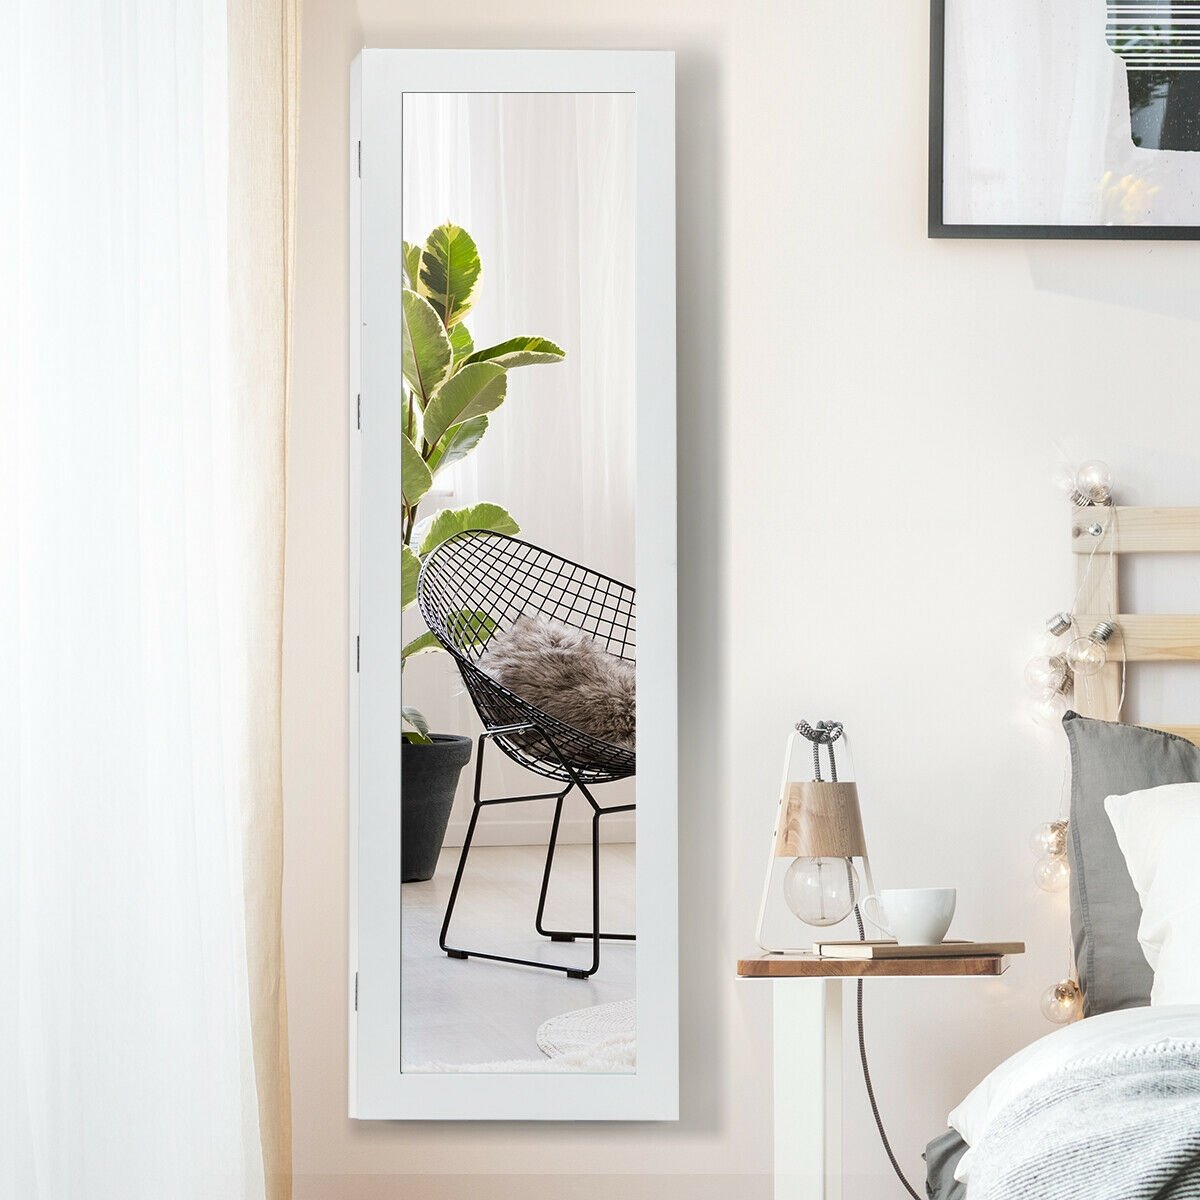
left=348, top=49, right=678, bottom=1121
left=930, top=0, right=1200, bottom=238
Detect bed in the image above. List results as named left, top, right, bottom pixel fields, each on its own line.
left=926, top=505, right=1200, bottom=1199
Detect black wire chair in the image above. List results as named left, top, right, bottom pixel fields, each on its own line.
left=416, top=530, right=636, bottom=979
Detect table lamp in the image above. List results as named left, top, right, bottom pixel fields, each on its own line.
left=756, top=719, right=877, bottom=953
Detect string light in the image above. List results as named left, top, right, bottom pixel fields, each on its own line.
left=1025, top=651, right=1073, bottom=728
left=1030, top=819, right=1068, bottom=859
left=1029, top=460, right=1118, bottom=1021
left=1066, top=620, right=1117, bottom=678
left=1046, top=611, right=1073, bottom=637
left=1053, top=459, right=1114, bottom=508
left=1033, top=855, right=1070, bottom=893
left=1073, top=460, right=1114, bottom=507
left=1030, top=690, right=1068, bottom=728
left=1030, top=818, right=1070, bottom=893
left=1040, top=979, right=1083, bottom=1024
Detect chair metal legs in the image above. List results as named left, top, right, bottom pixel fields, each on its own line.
left=438, top=724, right=635, bottom=979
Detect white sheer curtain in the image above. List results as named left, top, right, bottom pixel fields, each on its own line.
left=401, top=93, right=638, bottom=835
left=0, top=3, right=297, bottom=1197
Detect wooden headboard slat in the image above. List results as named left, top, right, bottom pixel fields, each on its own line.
left=1071, top=506, right=1200, bottom=748
left=1071, top=506, right=1200, bottom=554
left=1074, top=614, right=1200, bottom=663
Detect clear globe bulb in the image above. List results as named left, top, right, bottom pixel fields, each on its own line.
left=1029, top=820, right=1068, bottom=859
left=1031, top=689, right=1068, bottom=728
left=1066, top=635, right=1108, bottom=677
left=1040, top=979, right=1082, bottom=1024
left=783, top=856, right=859, bottom=927
left=1024, top=655, right=1070, bottom=698
left=1074, top=460, right=1113, bottom=505
left=1033, top=855, right=1070, bottom=893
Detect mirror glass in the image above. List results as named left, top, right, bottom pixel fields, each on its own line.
left=399, top=91, right=638, bottom=1074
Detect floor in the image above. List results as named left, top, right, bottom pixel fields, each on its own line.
left=400, top=842, right=636, bottom=1068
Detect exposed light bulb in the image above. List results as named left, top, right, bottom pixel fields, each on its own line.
left=783, top=856, right=859, bottom=927
left=1074, top=460, right=1114, bottom=507
left=1066, top=621, right=1117, bottom=677
left=1024, top=654, right=1072, bottom=698
left=1030, top=820, right=1069, bottom=860
left=1046, top=612, right=1073, bottom=638
left=1034, top=855, right=1070, bottom=893
left=1031, top=689, right=1068, bottom=728
left=1041, top=978, right=1082, bottom=1024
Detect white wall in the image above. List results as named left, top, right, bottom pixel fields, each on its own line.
left=284, top=2, right=1200, bottom=1197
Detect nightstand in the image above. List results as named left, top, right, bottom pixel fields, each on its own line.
left=737, top=950, right=1021, bottom=1200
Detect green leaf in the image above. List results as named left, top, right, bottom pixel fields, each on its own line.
left=402, top=289, right=453, bottom=408
left=465, top=335, right=566, bottom=370
left=427, top=415, right=488, bottom=478
left=449, top=322, right=474, bottom=363
left=402, top=631, right=443, bottom=660
left=403, top=389, right=423, bottom=448
left=402, top=433, right=433, bottom=508
left=422, top=362, right=507, bottom=448
left=401, top=544, right=421, bottom=611
left=445, top=609, right=498, bottom=650
left=402, top=706, right=432, bottom=744
left=418, top=503, right=520, bottom=557
left=403, top=241, right=423, bottom=291
left=419, top=223, right=482, bottom=328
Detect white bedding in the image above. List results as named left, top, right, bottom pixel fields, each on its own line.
left=949, top=1005, right=1200, bottom=1185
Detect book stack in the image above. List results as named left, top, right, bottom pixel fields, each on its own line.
left=812, top=939, right=1024, bottom=960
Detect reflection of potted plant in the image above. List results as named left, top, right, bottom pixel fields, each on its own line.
left=399, top=222, right=565, bottom=881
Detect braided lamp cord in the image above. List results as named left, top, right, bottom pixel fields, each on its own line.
left=795, top=720, right=921, bottom=1200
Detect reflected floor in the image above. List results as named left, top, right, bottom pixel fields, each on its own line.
left=400, top=842, right=635, bottom=1069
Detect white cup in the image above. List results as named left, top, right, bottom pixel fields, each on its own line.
left=860, top=887, right=957, bottom=945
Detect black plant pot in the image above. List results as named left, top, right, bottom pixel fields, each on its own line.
left=401, top=734, right=473, bottom=883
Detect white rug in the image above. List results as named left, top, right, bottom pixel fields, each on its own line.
left=407, top=1001, right=637, bottom=1074
left=537, top=999, right=636, bottom=1058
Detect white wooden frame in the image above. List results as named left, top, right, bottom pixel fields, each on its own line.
left=348, top=49, right=678, bottom=1121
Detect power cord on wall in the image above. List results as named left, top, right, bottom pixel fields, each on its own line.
left=851, top=901, right=922, bottom=1200
left=802, top=722, right=921, bottom=1198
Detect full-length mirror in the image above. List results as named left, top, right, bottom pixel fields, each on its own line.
left=350, top=50, right=677, bottom=1121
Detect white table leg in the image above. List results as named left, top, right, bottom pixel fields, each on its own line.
left=773, top=977, right=843, bottom=1200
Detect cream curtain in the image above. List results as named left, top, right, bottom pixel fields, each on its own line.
left=227, top=2, right=301, bottom=1195
left=0, top=2, right=299, bottom=1197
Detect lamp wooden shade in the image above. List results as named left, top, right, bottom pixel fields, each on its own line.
left=772, top=781, right=868, bottom=859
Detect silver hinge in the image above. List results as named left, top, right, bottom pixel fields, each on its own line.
left=356, top=393, right=361, bottom=430
left=357, top=140, right=361, bottom=178
left=356, top=636, right=360, bottom=673
left=354, top=971, right=359, bottom=1011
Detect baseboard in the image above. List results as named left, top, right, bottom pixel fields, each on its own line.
left=295, top=1174, right=770, bottom=1200
left=443, top=813, right=636, bottom=848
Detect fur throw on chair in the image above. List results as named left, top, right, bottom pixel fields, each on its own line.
left=478, top=616, right=635, bottom=749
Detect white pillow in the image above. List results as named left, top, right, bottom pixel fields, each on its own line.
left=948, top=1005, right=1200, bottom=1183
left=1105, top=782, right=1200, bottom=1006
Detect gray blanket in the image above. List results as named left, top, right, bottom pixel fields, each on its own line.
left=968, top=1042, right=1200, bottom=1200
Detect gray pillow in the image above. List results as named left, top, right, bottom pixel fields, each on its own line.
left=1064, top=711, right=1200, bottom=1016
left=479, top=616, right=635, bottom=750
left=925, top=1128, right=968, bottom=1200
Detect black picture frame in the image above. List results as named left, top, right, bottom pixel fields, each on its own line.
left=928, top=0, right=1200, bottom=241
